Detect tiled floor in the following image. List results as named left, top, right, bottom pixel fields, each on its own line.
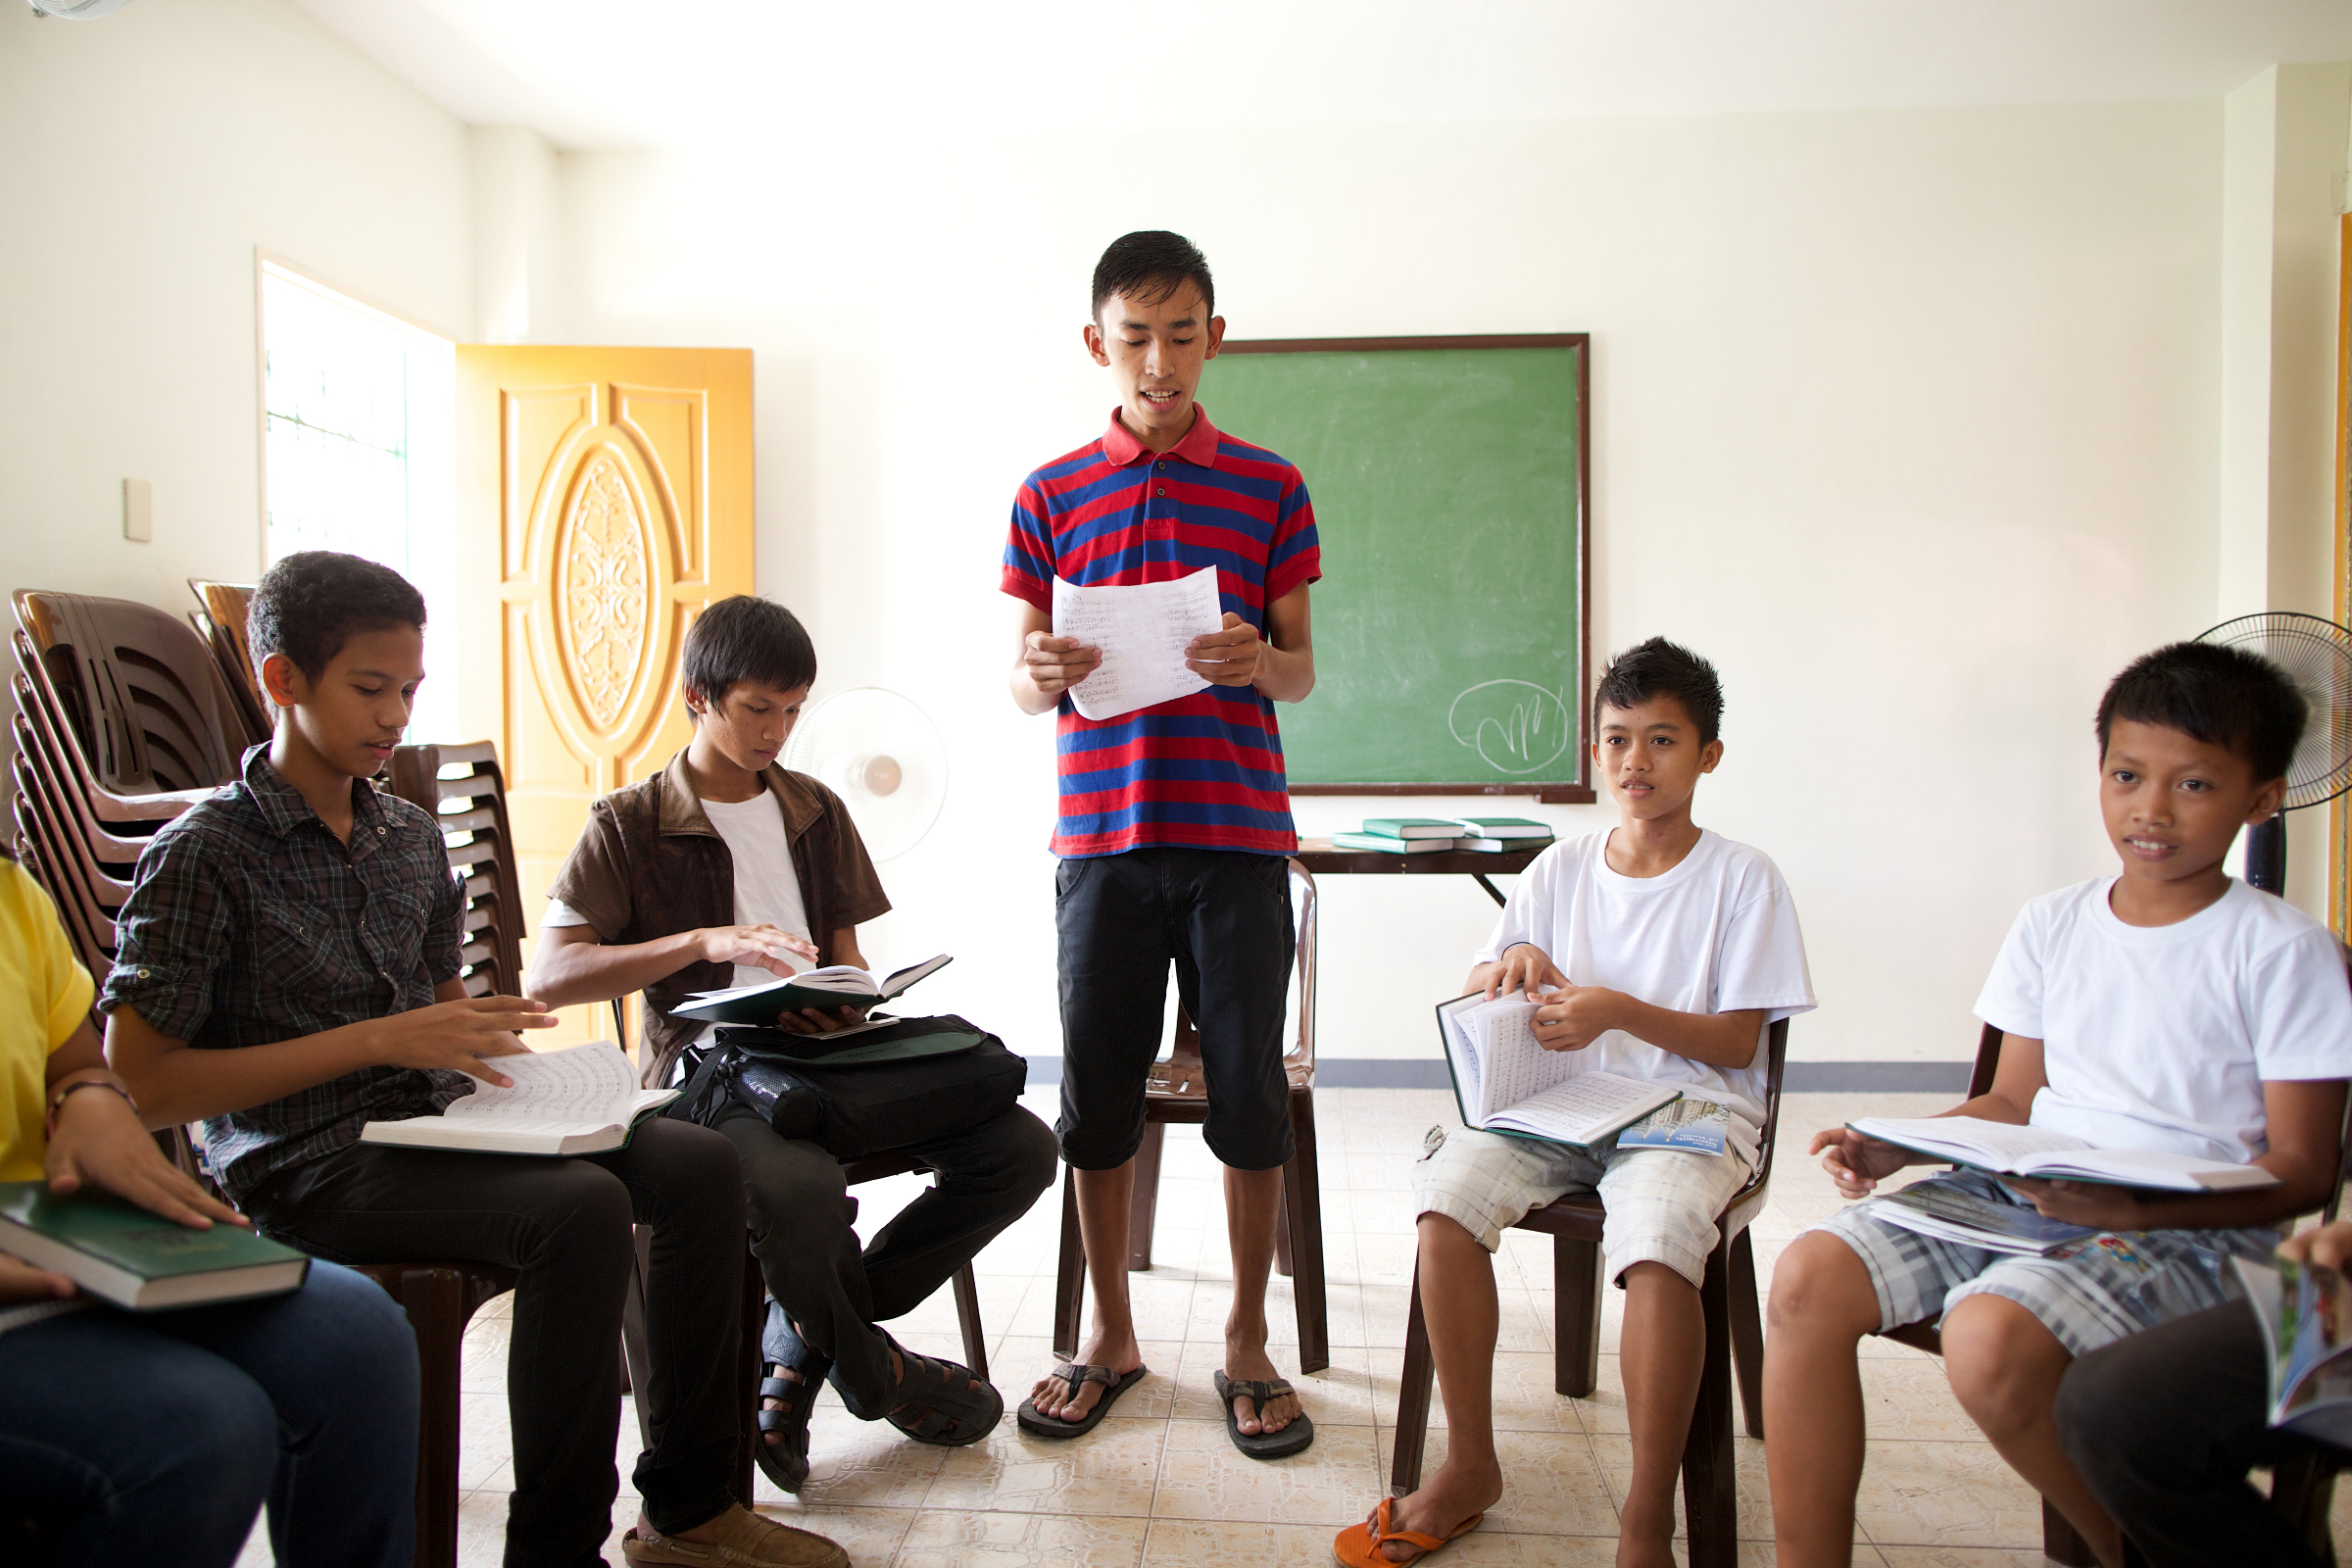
left=235, top=1088, right=2352, bottom=1566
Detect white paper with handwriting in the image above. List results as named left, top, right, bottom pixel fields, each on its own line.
left=1051, top=567, right=1224, bottom=721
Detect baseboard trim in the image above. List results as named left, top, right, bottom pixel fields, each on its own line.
left=1021, top=1057, right=1974, bottom=1093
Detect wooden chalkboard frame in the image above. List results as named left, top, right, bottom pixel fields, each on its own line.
left=1220, top=332, right=1595, bottom=805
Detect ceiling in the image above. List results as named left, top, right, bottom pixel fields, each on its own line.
left=291, top=0, right=2352, bottom=151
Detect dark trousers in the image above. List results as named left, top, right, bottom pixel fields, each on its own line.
left=0, top=1261, right=416, bottom=1568
left=2056, top=1300, right=2334, bottom=1568
left=1054, top=846, right=1296, bottom=1171
left=248, top=1118, right=747, bottom=1568
left=714, top=1102, right=1057, bottom=1413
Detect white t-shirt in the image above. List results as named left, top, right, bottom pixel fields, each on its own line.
left=543, top=790, right=814, bottom=1051
left=1472, top=828, right=1817, bottom=1164
left=1976, top=876, right=2352, bottom=1165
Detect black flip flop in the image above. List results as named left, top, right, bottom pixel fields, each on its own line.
left=878, top=1337, right=1003, bottom=1446
left=1214, top=1369, right=1314, bottom=1458
left=1014, top=1360, right=1150, bottom=1439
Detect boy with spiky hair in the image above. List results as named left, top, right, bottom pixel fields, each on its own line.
left=1004, top=229, right=1323, bottom=1452
left=104, top=552, right=850, bottom=1568
left=530, top=593, right=1054, bottom=1493
left=1764, top=642, right=2352, bottom=1568
left=1336, top=637, right=1815, bottom=1568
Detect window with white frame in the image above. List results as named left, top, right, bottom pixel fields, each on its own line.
left=259, top=261, right=458, bottom=742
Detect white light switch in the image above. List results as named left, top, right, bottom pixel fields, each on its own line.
left=122, top=477, right=151, bottom=542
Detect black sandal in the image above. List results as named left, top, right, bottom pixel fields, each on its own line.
left=1014, top=1360, right=1149, bottom=1439
left=877, top=1336, right=1002, bottom=1447
left=755, top=1353, right=827, bottom=1494
left=1213, top=1369, right=1314, bottom=1459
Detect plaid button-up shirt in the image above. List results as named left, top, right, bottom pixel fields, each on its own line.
left=100, top=745, right=468, bottom=1203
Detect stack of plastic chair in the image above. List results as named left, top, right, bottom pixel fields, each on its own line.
left=185, top=579, right=270, bottom=744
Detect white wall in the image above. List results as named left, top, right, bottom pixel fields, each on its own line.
left=0, top=0, right=473, bottom=641
left=547, top=101, right=2242, bottom=1067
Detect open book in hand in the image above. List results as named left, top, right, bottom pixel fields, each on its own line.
left=1435, top=991, right=1681, bottom=1149
left=1847, top=1115, right=2279, bottom=1193
left=671, top=955, right=954, bottom=1024
left=360, top=1041, right=676, bottom=1156
left=2235, top=1254, right=2352, bottom=1444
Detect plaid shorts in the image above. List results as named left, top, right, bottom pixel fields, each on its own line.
left=1812, top=1171, right=2281, bottom=1357
left=1411, top=1125, right=1753, bottom=1289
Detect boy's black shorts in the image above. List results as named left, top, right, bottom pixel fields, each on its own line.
left=1054, top=846, right=1296, bottom=1172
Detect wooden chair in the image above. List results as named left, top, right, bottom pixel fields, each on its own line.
left=11, top=589, right=262, bottom=794
left=1386, top=1016, right=1788, bottom=1568
left=184, top=578, right=269, bottom=738
left=1879, top=1009, right=2352, bottom=1568
left=1050, top=858, right=1328, bottom=1372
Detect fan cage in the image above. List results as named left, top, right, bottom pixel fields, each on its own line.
left=2196, top=612, right=2352, bottom=810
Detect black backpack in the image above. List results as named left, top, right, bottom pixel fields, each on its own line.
left=665, top=1014, right=1028, bottom=1159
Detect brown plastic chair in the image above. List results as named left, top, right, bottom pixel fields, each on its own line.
left=1877, top=1000, right=2352, bottom=1567
left=1387, top=1016, right=1788, bottom=1568
left=1051, top=859, right=1329, bottom=1372
left=12, top=590, right=262, bottom=794
left=386, top=742, right=527, bottom=1001
left=12, top=633, right=220, bottom=825
left=185, top=579, right=268, bottom=732
left=11, top=705, right=157, bottom=866
left=11, top=754, right=129, bottom=954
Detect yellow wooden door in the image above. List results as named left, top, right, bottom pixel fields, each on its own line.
left=452, top=347, right=754, bottom=1047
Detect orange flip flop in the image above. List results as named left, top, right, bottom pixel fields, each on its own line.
left=1331, top=1496, right=1485, bottom=1567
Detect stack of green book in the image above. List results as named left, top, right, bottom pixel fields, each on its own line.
left=1451, top=817, right=1556, bottom=853
left=1328, top=817, right=1558, bottom=855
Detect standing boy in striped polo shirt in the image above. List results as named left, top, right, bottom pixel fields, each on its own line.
left=1003, top=231, right=1323, bottom=1455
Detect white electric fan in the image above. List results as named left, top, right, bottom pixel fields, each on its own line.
left=782, top=687, right=949, bottom=861
left=26, top=1, right=139, bottom=17
left=2194, top=612, right=2352, bottom=896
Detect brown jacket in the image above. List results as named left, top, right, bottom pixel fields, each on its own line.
left=545, top=749, right=891, bottom=1087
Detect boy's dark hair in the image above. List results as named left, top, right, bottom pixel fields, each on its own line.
left=2096, top=642, right=2307, bottom=783
left=1592, top=637, right=1726, bottom=746
left=248, top=551, right=426, bottom=682
left=681, top=595, right=817, bottom=712
left=1092, top=230, right=1215, bottom=323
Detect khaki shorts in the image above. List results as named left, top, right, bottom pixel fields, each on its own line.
left=1411, top=1125, right=1753, bottom=1289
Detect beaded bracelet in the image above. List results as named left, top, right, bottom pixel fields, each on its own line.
left=44, top=1077, right=138, bottom=1136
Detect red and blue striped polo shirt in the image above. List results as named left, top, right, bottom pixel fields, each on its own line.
left=1002, top=406, right=1322, bottom=859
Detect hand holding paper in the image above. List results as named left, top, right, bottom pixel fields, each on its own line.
left=1052, top=567, right=1224, bottom=721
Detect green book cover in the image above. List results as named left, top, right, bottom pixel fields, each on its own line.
left=0, top=1182, right=310, bottom=1308
left=1359, top=817, right=1464, bottom=839
left=1455, top=817, right=1554, bottom=837
left=1331, top=831, right=1444, bottom=854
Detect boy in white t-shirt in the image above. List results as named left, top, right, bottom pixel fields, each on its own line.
left=1337, top=639, right=1816, bottom=1568
left=525, top=596, right=1057, bottom=1497
left=1763, top=642, right=2352, bottom=1568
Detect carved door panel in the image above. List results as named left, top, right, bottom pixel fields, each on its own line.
left=453, top=347, right=754, bottom=1046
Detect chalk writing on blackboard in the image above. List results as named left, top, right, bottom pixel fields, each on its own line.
left=1447, top=680, right=1573, bottom=776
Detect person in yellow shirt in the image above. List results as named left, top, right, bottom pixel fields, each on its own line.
left=0, top=845, right=419, bottom=1567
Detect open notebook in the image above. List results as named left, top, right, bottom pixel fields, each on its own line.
left=1435, top=991, right=1680, bottom=1149
left=361, top=1041, right=675, bottom=1156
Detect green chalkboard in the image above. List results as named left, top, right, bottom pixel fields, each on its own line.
left=1198, top=335, right=1591, bottom=802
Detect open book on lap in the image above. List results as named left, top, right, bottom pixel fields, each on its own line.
left=1848, top=1114, right=2279, bottom=1193
left=361, top=1041, right=677, bottom=1156
left=2235, top=1255, right=2352, bottom=1444
left=672, top=955, right=954, bottom=1024
left=1435, top=991, right=1681, bottom=1150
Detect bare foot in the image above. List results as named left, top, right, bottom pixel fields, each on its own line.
left=1371, top=1458, right=1498, bottom=1564
left=1028, top=1328, right=1142, bottom=1424
left=1223, top=1335, right=1301, bottom=1437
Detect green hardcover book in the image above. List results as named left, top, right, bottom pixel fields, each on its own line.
left=1453, top=816, right=1555, bottom=840
left=0, top=1182, right=310, bottom=1310
left=1359, top=817, right=1465, bottom=840
left=1330, top=831, right=1447, bottom=854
